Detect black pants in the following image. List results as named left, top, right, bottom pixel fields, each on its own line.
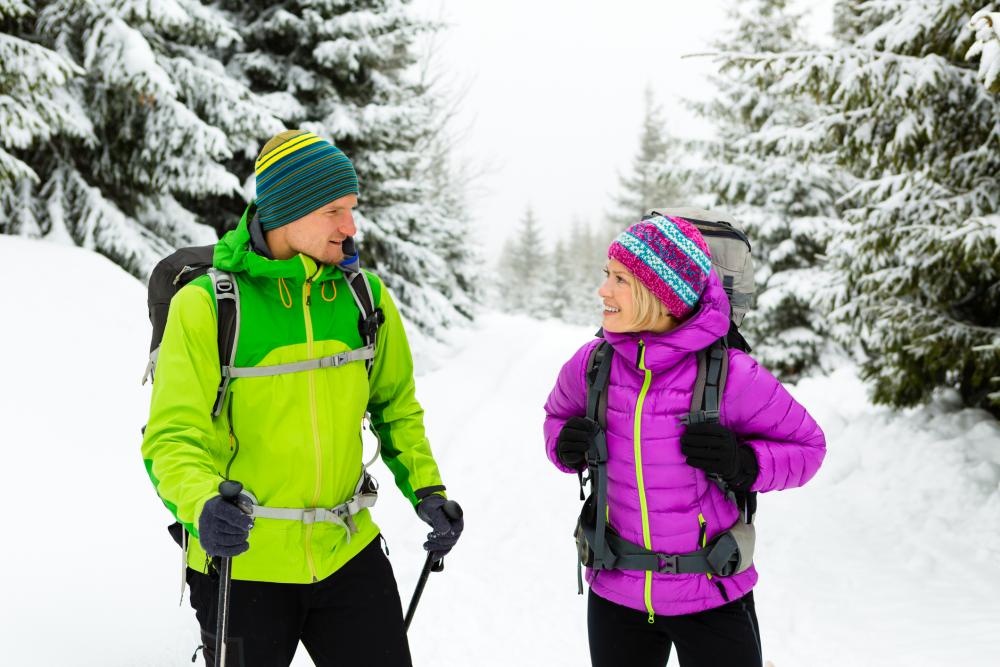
left=187, top=537, right=411, bottom=667
left=588, top=589, right=762, bottom=667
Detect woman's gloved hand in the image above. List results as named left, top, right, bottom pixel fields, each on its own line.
left=556, top=417, right=600, bottom=470
left=680, top=422, right=758, bottom=492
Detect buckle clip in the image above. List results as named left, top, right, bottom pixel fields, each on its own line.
left=656, top=553, right=679, bottom=574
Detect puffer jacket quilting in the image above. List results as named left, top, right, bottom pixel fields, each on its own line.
left=543, top=272, right=826, bottom=616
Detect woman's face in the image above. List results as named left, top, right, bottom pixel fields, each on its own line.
left=598, top=258, right=637, bottom=333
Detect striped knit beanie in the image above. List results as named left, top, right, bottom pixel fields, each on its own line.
left=254, top=130, right=359, bottom=231
left=608, top=214, right=713, bottom=319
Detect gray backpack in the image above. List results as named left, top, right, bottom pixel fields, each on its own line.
left=646, top=206, right=755, bottom=327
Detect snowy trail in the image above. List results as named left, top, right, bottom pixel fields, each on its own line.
left=2, top=237, right=998, bottom=666
left=390, top=315, right=1000, bottom=667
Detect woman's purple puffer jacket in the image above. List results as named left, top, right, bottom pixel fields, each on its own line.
left=544, top=272, right=826, bottom=617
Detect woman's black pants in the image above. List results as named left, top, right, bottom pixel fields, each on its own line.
left=588, top=588, right=763, bottom=667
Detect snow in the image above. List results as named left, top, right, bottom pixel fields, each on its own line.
left=1, top=234, right=999, bottom=665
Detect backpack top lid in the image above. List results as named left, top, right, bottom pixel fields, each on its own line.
left=646, top=207, right=755, bottom=327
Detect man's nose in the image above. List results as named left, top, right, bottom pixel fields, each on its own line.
left=340, top=213, right=357, bottom=237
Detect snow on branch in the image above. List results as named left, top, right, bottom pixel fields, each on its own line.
left=966, top=8, right=1000, bottom=92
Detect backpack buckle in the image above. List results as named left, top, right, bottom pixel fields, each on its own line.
left=656, top=553, right=679, bottom=574
left=359, top=308, right=385, bottom=339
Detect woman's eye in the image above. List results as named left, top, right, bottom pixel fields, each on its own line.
left=616, top=276, right=625, bottom=284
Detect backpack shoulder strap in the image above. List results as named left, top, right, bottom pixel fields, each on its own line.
left=341, top=267, right=385, bottom=375
left=585, top=339, right=613, bottom=430
left=686, top=337, right=728, bottom=426
left=209, top=269, right=240, bottom=417
left=687, top=337, right=757, bottom=524
left=582, top=338, right=615, bottom=570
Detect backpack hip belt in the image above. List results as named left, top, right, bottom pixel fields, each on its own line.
left=246, top=469, right=379, bottom=543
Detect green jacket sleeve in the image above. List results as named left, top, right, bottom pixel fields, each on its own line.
left=367, top=284, right=445, bottom=508
left=141, top=282, right=223, bottom=537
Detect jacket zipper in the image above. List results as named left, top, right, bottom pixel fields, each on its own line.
left=303, top=260, right=324, bottom=582
left=224, top=392, right=240, bottom=480
left=634, top=340, right=656, bottom=624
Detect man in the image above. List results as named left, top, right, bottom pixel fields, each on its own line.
left=141, top=130, right=463, bottom=666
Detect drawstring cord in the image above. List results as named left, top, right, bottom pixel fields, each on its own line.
left=278, top=278, right=293, bottom=308
left=321, top=281, right=337, bottom=302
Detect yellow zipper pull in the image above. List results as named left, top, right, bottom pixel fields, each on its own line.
left=305, top=280, right=312, bottom=306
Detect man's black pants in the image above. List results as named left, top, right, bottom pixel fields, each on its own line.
left=187, top=537, right=411, bottom=667
left=588, top=588, right=762, bottom=667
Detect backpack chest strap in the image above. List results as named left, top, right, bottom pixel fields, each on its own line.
left=222, top=344, right=375, bottom=379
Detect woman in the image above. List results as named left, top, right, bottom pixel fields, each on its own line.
left=543, top=215, right=826, bottom=667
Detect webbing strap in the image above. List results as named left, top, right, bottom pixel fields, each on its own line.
left=341, top=265, right=378, bottom=374
left=585, top=342, right=615, bottom=570
left=249, top=472, right=378, bottom=544
left=210, top=269, right=240, bottom=417
left=222, top=345, right=375, bottom=378
left=603, top=529, right=729, bottom=575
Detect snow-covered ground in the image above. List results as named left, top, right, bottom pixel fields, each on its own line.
left=1, top=235, right=999, bottom=666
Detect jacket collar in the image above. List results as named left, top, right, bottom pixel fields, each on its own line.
left=213, top=206, right=343, bottom=283
left=602, top=271, right=732, bottom=373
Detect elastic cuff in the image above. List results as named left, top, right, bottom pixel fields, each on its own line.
left=414, top=485, right=447, bottom=500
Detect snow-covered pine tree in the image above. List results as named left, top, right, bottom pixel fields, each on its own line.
left=0, top=0, right=85, bottom=236
left=546, top=238, right=572, bottom=321
left=605, top=87, right=687, bottom=240
left=689, top=0, right=848, bottom=381
left=763, top=0, right=1000, bottom=416
left=219, top=0, right=478, bottom=333
left=1, top=0, right=282, bottom=278
left=966, top=6, right=1000, bottom=91
left=553, top=218, right=604, bottom=326
left=496, top=207, right=548, bottom=317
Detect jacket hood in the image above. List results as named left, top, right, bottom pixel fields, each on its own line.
left=213, top=207, right=343, bottom=283
left=603, top=270, right=731, bottom=373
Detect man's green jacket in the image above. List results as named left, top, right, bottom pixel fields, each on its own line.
left=141, top=213, right=444, bottom=583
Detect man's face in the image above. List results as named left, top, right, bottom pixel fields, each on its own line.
left=281, top=194, right=358, bottom=265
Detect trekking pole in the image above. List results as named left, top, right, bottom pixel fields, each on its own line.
left=215, top=480, right=247, bottom=667
left=403, top=500, right=462, bottom=632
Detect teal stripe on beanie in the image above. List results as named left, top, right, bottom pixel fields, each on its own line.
left=649, top=215, right=712, bottom=274
left=617, top=232, right=700, bottom=306
left=254, top=130, right=359, bottom=232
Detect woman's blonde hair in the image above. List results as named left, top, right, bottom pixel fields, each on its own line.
left=627, top=273, right=678, bottom=332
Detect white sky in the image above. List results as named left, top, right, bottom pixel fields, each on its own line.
left=411, top=0, right=834, bottom=258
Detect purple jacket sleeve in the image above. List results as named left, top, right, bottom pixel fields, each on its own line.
left=721, top=350, right=826, bottom=493
left=543, top=341, right=599, bottom=473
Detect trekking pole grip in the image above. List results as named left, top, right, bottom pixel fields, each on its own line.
left=219, top=480, right=243, bottom=502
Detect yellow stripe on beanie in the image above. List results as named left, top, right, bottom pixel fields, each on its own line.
left=255, top=132, right=323, bottom=175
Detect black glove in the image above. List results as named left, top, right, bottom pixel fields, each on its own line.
left=198, top=494, right=254, bottom=557
left=416, top=495, right=464, bottom=559
left=557, top=417, right=600, bottom=470
left=680, top=422, right=758, bottom=492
